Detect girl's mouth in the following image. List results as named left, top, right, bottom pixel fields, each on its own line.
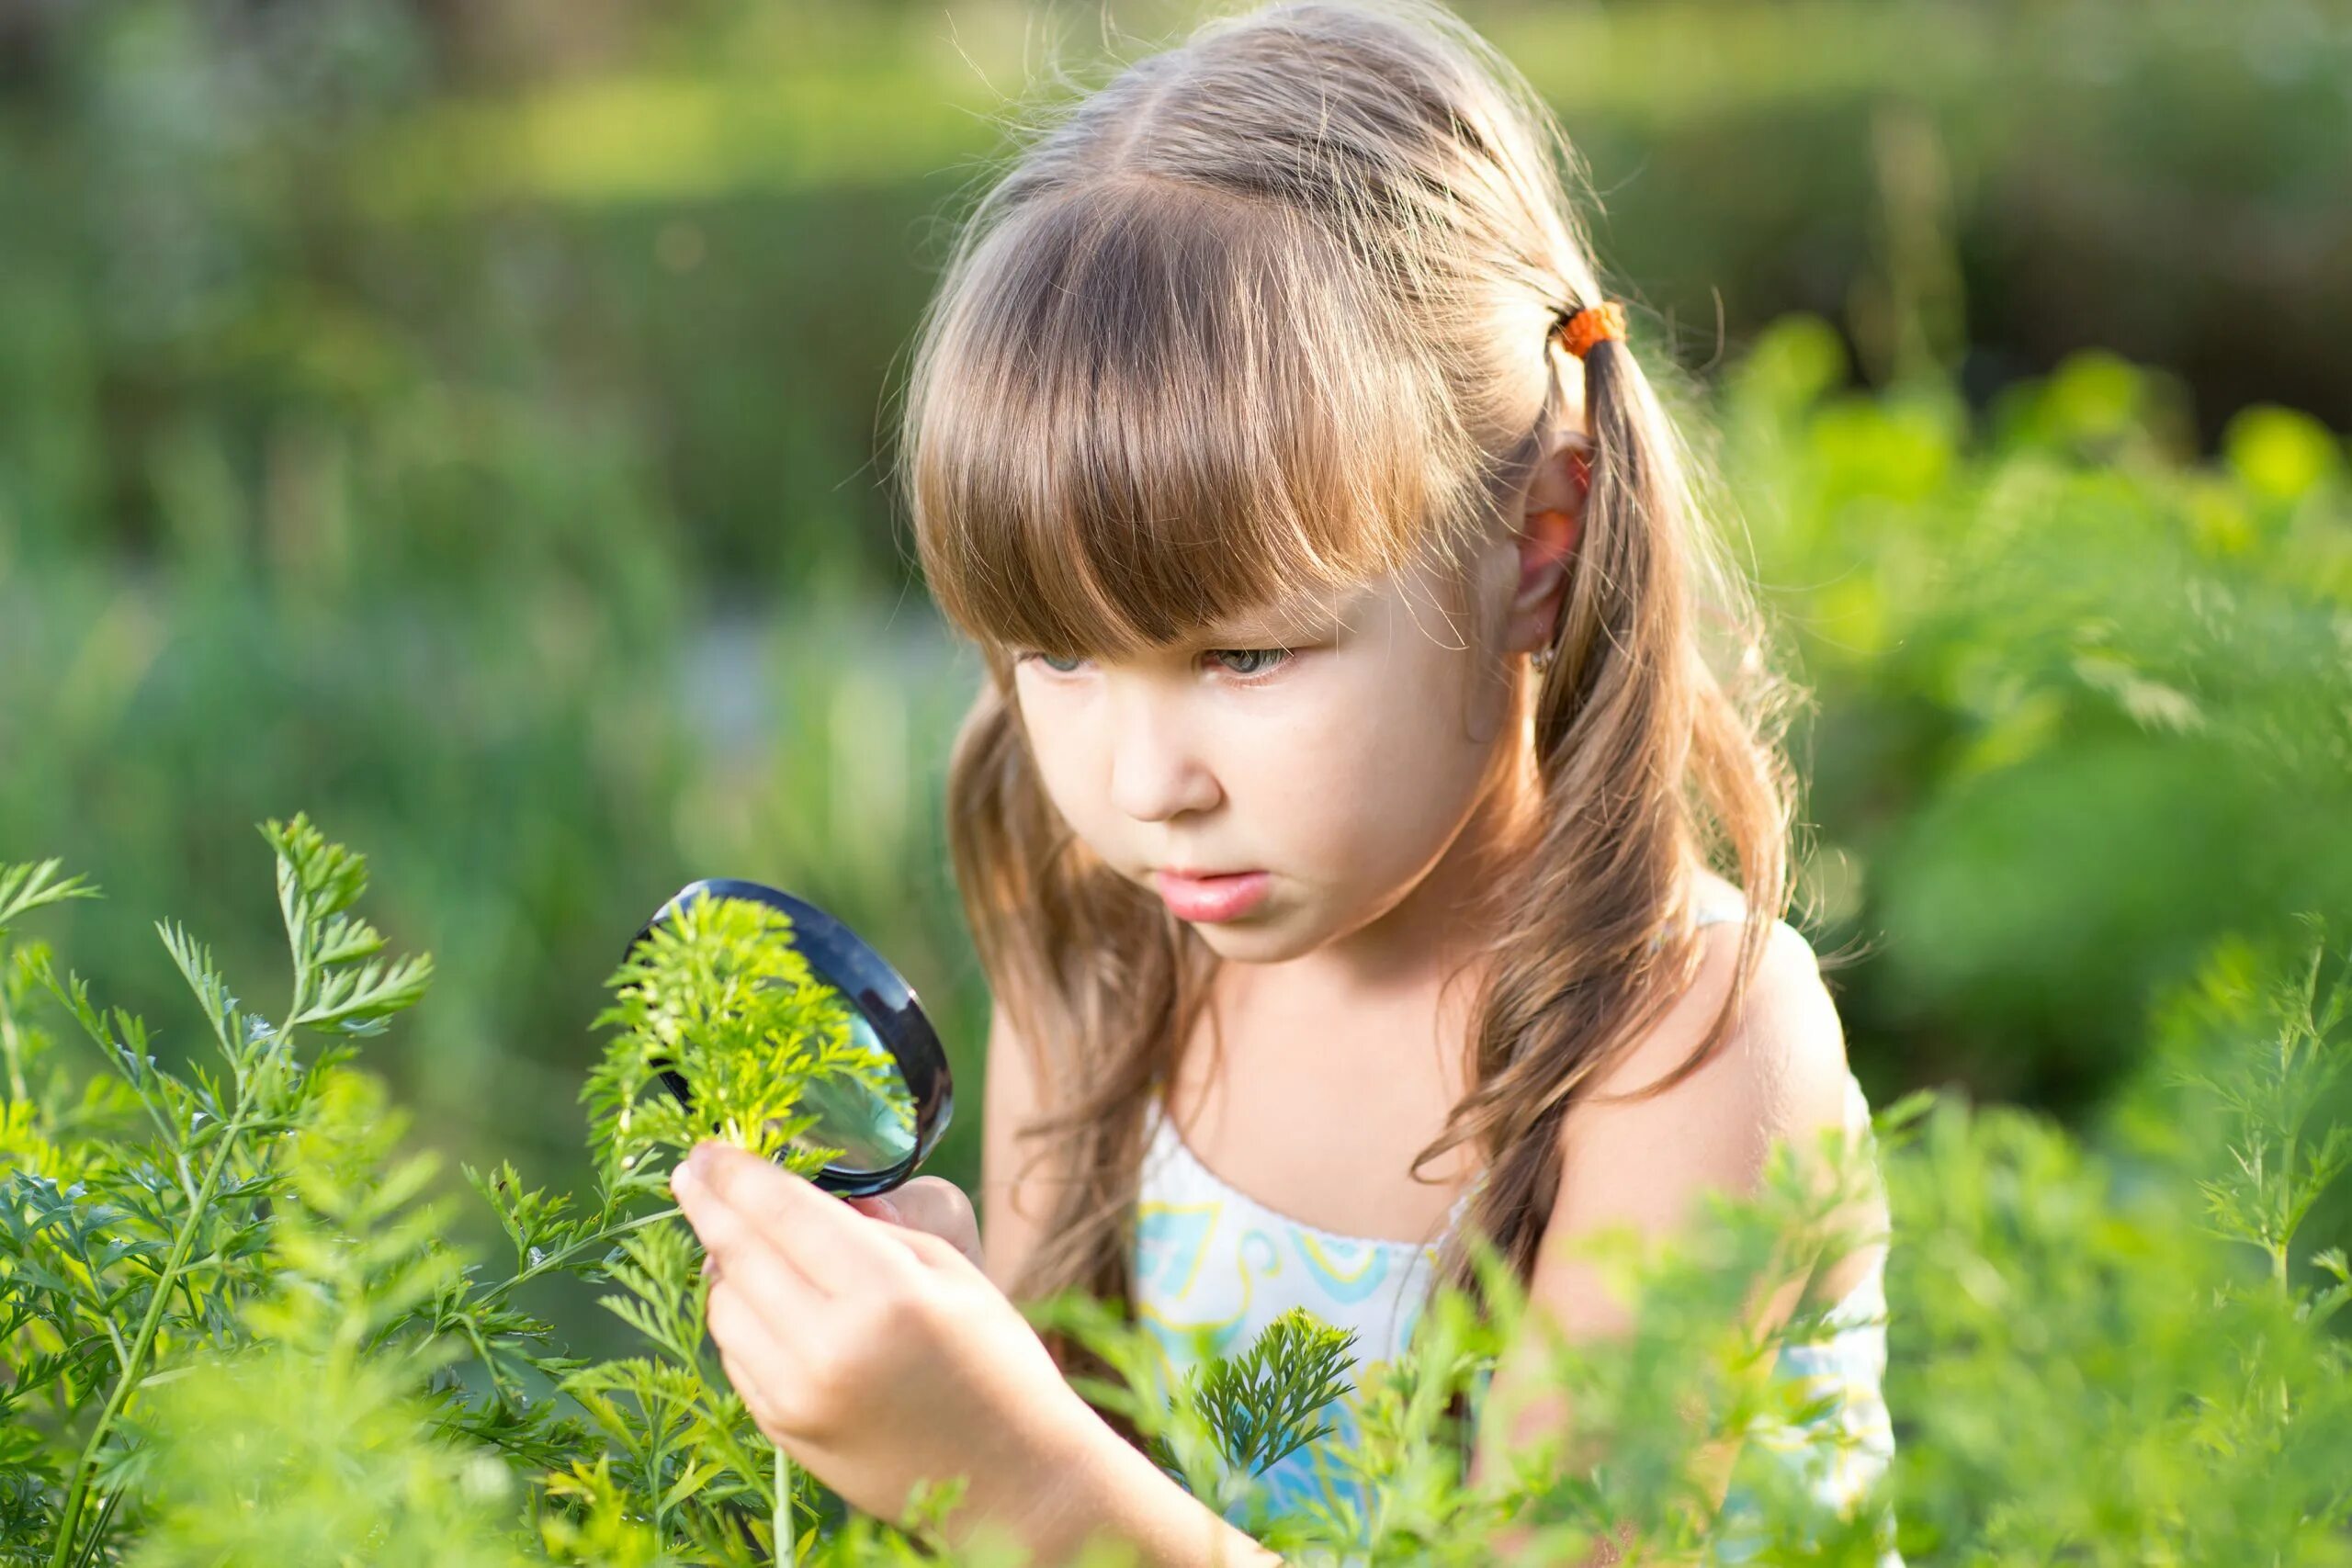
left=1153, top=869, right=1272, bottom=922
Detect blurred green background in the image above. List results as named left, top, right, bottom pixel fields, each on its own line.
left=5, top=0, right=2350, bottom=1348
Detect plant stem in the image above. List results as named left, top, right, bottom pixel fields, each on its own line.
left=650, top=1418, right=670, bottom=1547
left=776, top=1442, right=796, bottom=1568
left=1, top=988, right=30, bottom=1104
left=477, top=1203, right=684, bottom=1310
left=67, top=1488, right=120, bottom=1568
left=47, top=1105, right=254, bottom=1568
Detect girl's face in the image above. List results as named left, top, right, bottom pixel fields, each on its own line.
left=1009, top=524, right=1561, bottom=987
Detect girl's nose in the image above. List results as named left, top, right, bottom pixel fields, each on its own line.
left=1105, top=685, right=1222, bottom=824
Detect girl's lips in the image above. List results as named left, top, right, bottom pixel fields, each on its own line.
left=1153, top=869, right=1272, bottom=922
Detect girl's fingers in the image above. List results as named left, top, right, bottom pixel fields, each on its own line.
left=884, top=1177, right=987, bottom=1272
left=841, top=1193, right=954, bottom=1268
left=679, top=1144, right=914, bottom=1296
left=842, top=1180, right=985, bottom=1276
left=693, top=1210, right=827, bottom=1335
left=842, top=1214, right=967, bottom=1274
left=708, top=1283, right=793, bottom=1432
left=673, top=1151, right=836, bottom=1299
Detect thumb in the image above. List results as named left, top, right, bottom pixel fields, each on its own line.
left=843, top=1193, right=901, bottom=1224
left=871, top=1176, right=985, bottom=1271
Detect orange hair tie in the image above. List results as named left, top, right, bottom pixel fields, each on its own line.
left=1552, top=299, right=1627, bottom=360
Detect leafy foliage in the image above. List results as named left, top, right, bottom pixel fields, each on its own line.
left=1175, top=1309, right=1363, bottom=1483
left=119, top=1069, right=538, bottom=1568
left=1883, top=919, right=2352, bottom=1563
left=0, top=816, right=900, bottom=1565
left=4, top=817, right=2349, bottom=1563
left=582, top=891, right=906, bottom=1184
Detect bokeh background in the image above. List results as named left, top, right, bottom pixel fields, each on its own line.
left=6, top=0, right=2349, bottom=1354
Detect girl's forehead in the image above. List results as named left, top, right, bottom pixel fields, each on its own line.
left=1214, top=578, right=1380, bottom=637
left=1180, top=563, right=1470, bottom=651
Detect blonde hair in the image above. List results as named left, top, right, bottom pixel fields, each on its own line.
left=893, top=0, right=1804, bottom=1442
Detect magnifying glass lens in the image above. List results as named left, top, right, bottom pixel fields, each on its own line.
left=786, top=1010, right=919, bottom=1173
left=628, top=878, right=951, bottom=1198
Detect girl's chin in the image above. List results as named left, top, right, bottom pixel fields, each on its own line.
left=1187, top=908, right=1332, bottom=964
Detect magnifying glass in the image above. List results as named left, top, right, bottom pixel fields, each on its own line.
left=623, top=877, right=953, bottom=1198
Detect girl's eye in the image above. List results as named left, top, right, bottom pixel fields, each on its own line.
left=1210, top=648, right=1294, bottom=681
left=1014, top=648, right=1295, bottom=681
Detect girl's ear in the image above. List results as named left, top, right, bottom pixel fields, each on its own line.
left=1506, top=427, right=1592, bottom=654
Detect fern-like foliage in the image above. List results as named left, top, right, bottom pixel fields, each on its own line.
left=265, top=815, right=434, bottom=1038
left=6, top=817, right=2350, bottom=1567
left=120, top=1068, right=550, bottom=1568
left=0, top=819, right=865, bottom=1567
left=582, top=889, right=905, bottom=1188
left=2168, top=911, right=2352, bottom=1291
left=1170, top=1309, right=1361, bottom=1483
left=0, top=812, right=457, bottom=1568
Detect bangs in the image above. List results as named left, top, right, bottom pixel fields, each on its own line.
left=905, top=179, right=1447, bottom=660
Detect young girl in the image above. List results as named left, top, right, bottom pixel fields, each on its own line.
left=670, top=0, right=1899, bottom=1562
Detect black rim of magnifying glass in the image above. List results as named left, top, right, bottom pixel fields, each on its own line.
left=622, top=878, right=953, bottom=1198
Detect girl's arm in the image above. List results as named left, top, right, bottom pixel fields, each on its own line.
left=983, top=1415, right=1287, bottom=1567
left=1465, top=920, right=1860, bottom=1564
left=978, top=998, right=1057, bottom=1295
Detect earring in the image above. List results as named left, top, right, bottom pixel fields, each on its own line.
left=1532, top=643, right=1556, bottom=673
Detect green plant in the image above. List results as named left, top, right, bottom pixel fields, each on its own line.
left=1, top=822, right=435, bottom=1568
left=6, top=818, right=2350, bottom=1563
left=0, top=818, right=925, bottom=1565
left=1883, top=917, right=2352, bottom=1562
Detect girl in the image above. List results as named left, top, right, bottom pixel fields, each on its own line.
left=668, top=0, right=1901, bottom=1562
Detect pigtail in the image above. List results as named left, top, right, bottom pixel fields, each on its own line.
left=1421, top=297, right=1802, bottom=1366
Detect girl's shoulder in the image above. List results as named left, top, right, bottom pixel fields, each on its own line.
left=1689, top=865, right=1746, bottom=922
left=1592, top=869, right=1849, bottom=1134
left=1686, top=867, right=1820, bottom=964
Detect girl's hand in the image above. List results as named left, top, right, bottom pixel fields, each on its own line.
left=670, top=1141, right=1102, bottom=1538
left=843, top=1176, right=986, bottom=1277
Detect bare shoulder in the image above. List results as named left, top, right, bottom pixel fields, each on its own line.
left=1549, top=889, right=1854, bottom=1262
left=1482, top=893, right=1877, bottom=1479
left=1619, top=874, right=1846, bottom=1100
